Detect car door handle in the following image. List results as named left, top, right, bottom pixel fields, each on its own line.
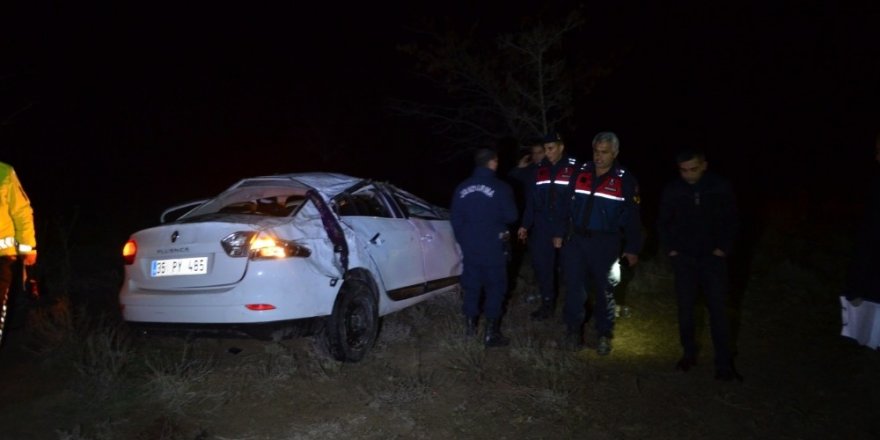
left=370, top=233, right=382, bottom=245
left=421, top=234, right=434, bottom=241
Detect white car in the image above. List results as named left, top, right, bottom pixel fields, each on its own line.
left=119, top=173, right=462, bottom=361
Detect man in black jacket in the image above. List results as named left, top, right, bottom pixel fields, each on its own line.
left=658, top=149, right=740, bottom=381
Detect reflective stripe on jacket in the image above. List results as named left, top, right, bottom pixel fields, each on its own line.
left=562, top=161, right=643, bottom=255
left=520, top=156, right=578, bottom=237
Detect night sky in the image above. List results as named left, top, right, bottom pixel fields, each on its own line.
left=3, top=2, right=879, bottom=248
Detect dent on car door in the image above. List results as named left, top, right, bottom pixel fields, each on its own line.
left=334, top=188, right=426, bottom=300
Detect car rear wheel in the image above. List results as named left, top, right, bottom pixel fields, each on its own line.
left=323, top=278, right=378, bottom=362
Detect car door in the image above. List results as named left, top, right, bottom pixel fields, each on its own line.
left=387, top=187, right=462, bottom=287
left=334, top=185, right=426, bottom=300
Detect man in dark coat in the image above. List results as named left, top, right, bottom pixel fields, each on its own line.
left=508, top=142, right=546, bottom=192
left=843, top=136, right=880, bottom=304
left=840, top=135, right=880, bottom=349
left=507, top=141, right=546, bottom=304
left=658, top=149, right=740, bottom=381
left=451, top=148, right=519, bottom=347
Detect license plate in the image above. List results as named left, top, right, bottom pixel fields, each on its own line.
left=150, top=257, right=208, bottom=277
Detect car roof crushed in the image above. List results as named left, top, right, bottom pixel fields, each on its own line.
left=232, top=172, right=365, bottom=199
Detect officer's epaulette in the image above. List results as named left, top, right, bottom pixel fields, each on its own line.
left=565, top=157, right=578, bottom=166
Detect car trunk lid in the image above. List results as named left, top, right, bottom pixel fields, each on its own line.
left=129, top=222, right=257, bottom=290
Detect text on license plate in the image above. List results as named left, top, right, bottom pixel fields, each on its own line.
left=151, top=257, right=208, bottom=277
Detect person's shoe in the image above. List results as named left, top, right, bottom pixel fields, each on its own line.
left=675, top=356, right=697, bottom=372
left=465, top=317, right=479, bottom=337
left=715, top=366, right=743, bottom=382
left=524, top=291, right=541, bottom=304
left=529, top=301, right=554, bottom=321
left=484, top=319, right=510, bottom=348
left=597, top=336, right=612, bottom=356
left=583, top=329, right=599, bottom=349
left=715, top=368, right=734, bottom=381
left=561, top=328, right=584, bottom=351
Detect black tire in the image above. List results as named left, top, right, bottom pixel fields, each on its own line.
left=324, top=278, right=379, bottom=362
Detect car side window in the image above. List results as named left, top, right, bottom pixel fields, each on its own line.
left=335, top=190, right=392, bottom=218
left=390, top=188, right=445, bottom=220
left=335, top=195, right=359, bottom=216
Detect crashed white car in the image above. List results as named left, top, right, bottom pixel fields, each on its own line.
left=119, top=173, right=462, bottom=361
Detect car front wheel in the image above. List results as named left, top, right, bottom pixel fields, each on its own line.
left=323, top=278, right=378, bottom=362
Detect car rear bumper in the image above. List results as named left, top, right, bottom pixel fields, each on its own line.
left=126, top=317, right=326, bottom=341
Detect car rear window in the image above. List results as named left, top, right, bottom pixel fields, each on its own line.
left=218, top=195, right=306, bottom=216
left=184, top=187, right=309, bottom=218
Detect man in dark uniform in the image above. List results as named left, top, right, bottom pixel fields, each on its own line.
left=559, top=132, right=642, bottom=355
left=517, top=133, right=578, bottom=321
left=507, top=140, right=546, bottom=304
left=451, top=148, right=519, bottom=347
left=508, top=142, right=546, bottom=191
left=658, top=148, right=739, bottom=380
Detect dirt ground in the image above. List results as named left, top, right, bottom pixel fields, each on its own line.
left=0, top=224, right=878, bottom=440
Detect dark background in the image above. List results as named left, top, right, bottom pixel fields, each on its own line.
left=3, top=1, right=879, bottom=254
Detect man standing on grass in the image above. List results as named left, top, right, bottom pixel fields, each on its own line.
left=658, top=149, right=740, bottom=381
left=507, top=140, right=546, bottom=304
left=451, top=148, right=519, bottom=347
left=517, top=133, right=578, bottom=321
left=558, top=132, right=642, bottom=356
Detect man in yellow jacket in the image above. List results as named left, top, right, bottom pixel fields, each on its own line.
left=1, top=161, right=37, bottom=342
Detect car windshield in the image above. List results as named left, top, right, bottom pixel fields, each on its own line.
left=181, top=186, right=309, bottom=219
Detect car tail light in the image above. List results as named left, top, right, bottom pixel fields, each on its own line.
left=122, top=240, right=137, bottom=265
left=221, top=231, right=311, bottom=259
left=245, top=304, right=276, bottom=311
left=221, top=232, right=256, bottom=257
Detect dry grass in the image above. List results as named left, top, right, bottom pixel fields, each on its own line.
left=142, top=342, right=222, bottom=415
left=1, top=223, right=878, bottom=439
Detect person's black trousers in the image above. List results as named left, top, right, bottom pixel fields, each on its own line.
left=671, top=253, right=732, bottom=369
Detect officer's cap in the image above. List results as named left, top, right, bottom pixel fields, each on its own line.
left=541, top=132, right=564, bottom=144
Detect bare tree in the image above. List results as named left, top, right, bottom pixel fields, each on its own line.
left=392, top=11, right=593, bottom=159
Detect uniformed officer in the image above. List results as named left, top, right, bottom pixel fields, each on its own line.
left=559, top=132, right=642, bottom=355
left=517, top=133, right=578, bottom=321
left=507, top=140, right=546, bottom=304
left=508, top=141, right=546, bottom=191
left=451, top=148, right=519, bottom=347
